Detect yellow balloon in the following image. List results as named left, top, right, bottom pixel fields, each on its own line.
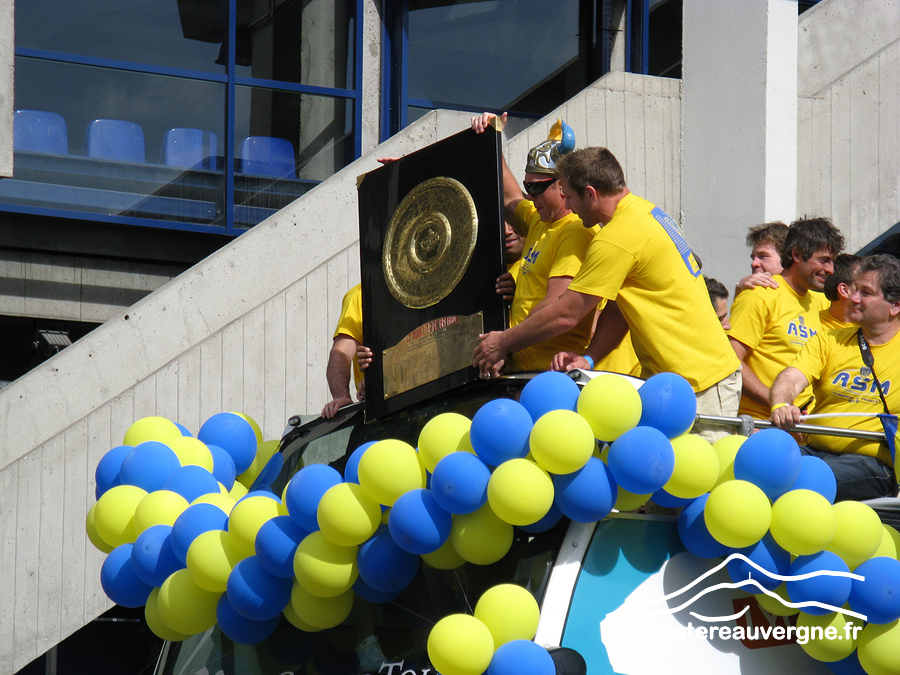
left=358, top=439, right=426, bottom=506
left=418, top=413, right=473, bottom=473
left=283, top=600, right=323, bottom=632
left=873, top=524, right=900, bottom=560
left=614, top=488, right=651, bottom=512
left=712, top=434, right=745, bottom=487
left=421, top=538, right=466, bottom=570
left=85, top=503, right=115, bottom=554
left=487, top=459, right=554, bottom=526
left=755, top=583, right=799, bottom=617
left=664, top=434, right=720, bottom=499
left=427, top=614, right=495, bottom=675
left=796, top=611, right=859, bottom=663
left=157, top=568, right=221, bottom=636
left=123, top=416, right=181, bottom=446
left=293, top=530, right=358, bottom=598
left=474, top=583, right=540, bottom=649
left=450, top=502, right=513, bottom=565
left=770, top=489, right=836, bottom=556
left=290, top=581, right=353, bottom=630
left=191, top=492, right=236, bottom=515
left=317, top=482, right=381, bottom=547
left=93, top=484, right=148, bottom=548
left=228, top=480, right=249, bottom=501
left=529, top=409, right=595, bottom=475
left=827, top=500, right=883, bottom=569
left=858, top=619, right=900, bottom=675
left=145, top=587, right=192, bottom=642
left=232, top=412, right=264, bottom=445
left=576, top=373, right=642, bottom=442
left=237, top=439, right=280, bottom=487
left=186, top=529, right=246, bottom=592
left=228, top=494, right=281, bottom=558
left=167, top=436, right=214, bottom=471
left=134, top=490, right=189, bottom=534
left=704, top=480, right=771, bottom=549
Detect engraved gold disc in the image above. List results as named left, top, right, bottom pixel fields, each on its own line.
left=382, top=176, right=478, bottom=309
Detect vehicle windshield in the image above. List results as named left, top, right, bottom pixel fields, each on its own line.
left=155, top=377, right=567, bottom=675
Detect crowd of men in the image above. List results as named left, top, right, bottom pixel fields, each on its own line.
left=323, top=113, right=900, bottom=503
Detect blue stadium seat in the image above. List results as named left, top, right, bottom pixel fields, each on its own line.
left=160, top=128, right=219, bottom=170
left=84, top=119, right=145, bottom=163
left=237, top=136, right=295, bottom=177
left=14, top=110, right=68, bottom=154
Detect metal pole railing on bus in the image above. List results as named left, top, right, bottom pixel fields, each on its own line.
left=696, top=414, right=887, bottom=442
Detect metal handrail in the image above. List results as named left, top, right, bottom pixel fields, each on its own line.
left=696, top=413, right=887, bottom=442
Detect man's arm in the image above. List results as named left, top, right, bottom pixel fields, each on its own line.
left=735, top=272, right=779, bottom=294
left=729, top=337, right=771, bottom=408
left=471, top=112, right=525, bottom=226
left=551, top=299, right=628, bottom=371
left=473, top=288, right=600, bottom=377
left=769, top=366, right=810, bottom=429
left=322, top=335, right=359, bottom=418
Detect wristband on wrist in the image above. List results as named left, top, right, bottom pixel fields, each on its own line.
left=583, top=355, right=594, bottom=370
left=771, top=402, right=789, bottom=411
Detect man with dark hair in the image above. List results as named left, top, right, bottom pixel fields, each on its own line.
left=820, top=253, right=861, bottom=331
left=705, top=276, right=731, bottom=329
left=737, top=221, right=790, bottom=292
left=728, top=217, right=844, bottom=420
left=771, top=254, right=900, bottom=501
left=474, top=146, right=741, bottom=441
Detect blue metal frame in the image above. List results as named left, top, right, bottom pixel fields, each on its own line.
left=8, top=0, right=366, bottom=238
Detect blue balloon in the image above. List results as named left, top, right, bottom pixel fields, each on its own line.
left=171, top=503, right=230, bottom=564
left=226, top=556, right=293, bottom=621
left=175, top=423, right=194, bottom=437
left=132, top=524, right=184, bottom=587
left=352, top=575, right=404, bottom=604
left=358, top=525, right=420, bottom=594
left=207, top=443, right=236, bottom=491
left=518, top=501, right=563, bottom=534
left=119, top=441, right=181, bottom=493
left=786, top=551, right=852, bottom=616
left=343, top=441, right=377, bottom=484
left=607, top=426, right=675, bottom=495
left=637, top=373, right=697, bottom=439
left=651, top=489, right=692, bottom=509
left=198, top=412, right=258, bottom=475
left=388, top=489, right=452, bottom=554
left=677, top=494, right=729, bottom=559
left=788, top=455, right=837, bottom=503
left=255, top=516, right=310, bottom=578
left=95, top=445, right=133, bottom=499
left=488, top=640, right=555, bottom=675
left=100, top=544, right=154, bottom=608
left=252, top=452, right=284, bottom=490
left=733, top=428, right=802, bottom=500
left=162, top=464, right=220, bottom=502
left=849, top=556, right=900, bottom=624
left=519, top=372, right=580, bottom=423
left=553, top=457, right=618, bottom=523
left=726, top=533, right=790, bottom=592
left=469, top=399, right=533, bottom=466
left=430, top=451, right=490, bottom=514
left=284, top=464, right=342, bottom=532
left=826, top=650, right=867, bottom=675
left=217, top=593, right=279, bottom=645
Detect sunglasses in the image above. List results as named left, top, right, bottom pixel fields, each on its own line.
left=523, top=178, right=556, bottom=197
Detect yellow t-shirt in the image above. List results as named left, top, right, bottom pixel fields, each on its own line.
left=568, top=193, right=739, bottom=392
left=728, top=275, right=829, bottom=419
left=507, top=258, right=523, bottom=283
left=593, top=298, right=641, bottom=377
left=506, top=200, right=599, bottom=372
left=790, top=326, right=899, bottom=466
left=819, top=307, right=853, bottom=332
left=333, top=284, right=363, bottom=387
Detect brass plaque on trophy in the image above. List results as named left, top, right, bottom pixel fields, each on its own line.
left=357, top=127, right=507, bottom=420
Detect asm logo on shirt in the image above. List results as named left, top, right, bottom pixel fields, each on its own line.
left=831, top=370, right=892, bottom=395
left=787, top=315, right=817, bottom=339
left=524, top=245, right=540, bottom=264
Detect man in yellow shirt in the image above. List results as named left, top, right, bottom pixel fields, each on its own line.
left=471, top=113, right=639, bottom=375
left=770, top=254, right=900, bottom=501
left=728, top=218, right=844, bottom=420
left=820, top=253, right=860, bottom=331
left=474, top=146, right=740, bottom=439
left=736, top=221, right=789, bottom=293
left=323, top=284, right=364, bottom=418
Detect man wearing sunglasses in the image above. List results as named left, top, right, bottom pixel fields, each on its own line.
left=471, top=113, right=638, bottom=375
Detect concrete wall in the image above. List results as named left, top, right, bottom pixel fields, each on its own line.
left=797, top=0, right=900, bottom=253
left=0, top=0, right=12, bottom=178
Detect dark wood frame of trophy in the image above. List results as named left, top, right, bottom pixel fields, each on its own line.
left=357, top=126, right=508, bottom=421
